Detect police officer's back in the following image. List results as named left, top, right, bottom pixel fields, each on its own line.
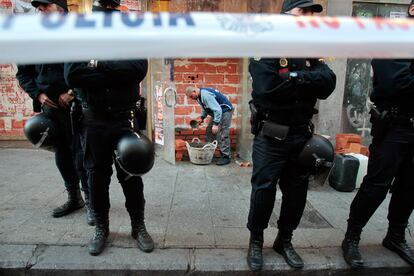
left=246, top=0, right=336, bottom=271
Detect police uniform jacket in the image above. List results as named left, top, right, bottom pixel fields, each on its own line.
left=64, top=60, right=148, bottom=113
left=16, top=64, right=69, bottom=112
left=371, top=59, right=414, bottom=116
left=249, top=58, right=336, bottom=126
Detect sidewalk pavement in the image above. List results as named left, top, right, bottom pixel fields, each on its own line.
left=0, top=147, right=413, bottom=275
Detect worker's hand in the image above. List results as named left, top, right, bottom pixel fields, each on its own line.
left=38, top=93, right=58, bottom=109
left=58, top=91, right=74, bottom=108
left=212, top=125, right=219, bottom=134
left=197, top=117, right=204, bottom=124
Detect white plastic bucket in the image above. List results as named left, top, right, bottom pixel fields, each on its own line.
left=186, top=138, right=218, bottom=165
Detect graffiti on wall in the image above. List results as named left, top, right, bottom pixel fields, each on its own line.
left=154, top=83, right=164, bottom=145
left=343, top=59, right=373, bottom=141
left=0, top=64, right=33, bottom=135
left=342, top=2, right=408, bottom=145
left=0, top=0, right=34, bottom=137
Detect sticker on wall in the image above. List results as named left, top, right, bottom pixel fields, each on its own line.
left=154, top=84, right=164, bottom=145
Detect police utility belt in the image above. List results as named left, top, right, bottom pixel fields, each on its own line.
left=249, top=101, right=312, bottom=141
left=369, top=106, right=414, bottom=142
left=370, top=106, right=414, bottom=128
left=82, top=106, right=135, bottom=121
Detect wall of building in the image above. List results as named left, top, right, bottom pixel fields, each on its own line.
left=173, top=58, right=241, bottom=160
left=0, top=0, right=33, bottom=139
left=312, top=0, right=352, bottom=141
left=314, top=0, right=411, bottom=145
left=2, top=0, right=410, bottom=162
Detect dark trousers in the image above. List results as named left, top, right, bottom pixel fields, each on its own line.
left=348, top=125, right=414, bottom=232
left=42, top=105, right=87, bottom=193
left=247, top=129, right=310, bottom=233
left=73, top=131, right=88, bottom=196
left=82, top=116, right=145, bottom=221
left=206, top=110, right=233, bottom=157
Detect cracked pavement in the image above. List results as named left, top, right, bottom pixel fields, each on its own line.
left=0, top=148, right=413, bottom=275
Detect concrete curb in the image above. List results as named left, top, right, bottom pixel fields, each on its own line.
left=1, top=244, right=413, bottom=275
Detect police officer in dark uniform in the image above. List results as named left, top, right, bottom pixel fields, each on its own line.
left=246, top=0, right=336, bottom=271
left=342, top=1, right=414, bottom=268
left=64, top=0, right=154, bottom=256
left=16, top=0, right=92, bottom=222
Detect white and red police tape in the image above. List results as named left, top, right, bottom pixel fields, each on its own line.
left=1, top=12, right=414, bottom=63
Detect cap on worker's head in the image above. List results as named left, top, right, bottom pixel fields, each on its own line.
left=31, top=0, right=68, bottom=11
left=281, top=0, right=323, bottom=13
left=185, top=86, right=197, bottom=97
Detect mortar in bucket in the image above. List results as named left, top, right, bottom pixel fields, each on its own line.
left=186, top=138, right=217, bottom=165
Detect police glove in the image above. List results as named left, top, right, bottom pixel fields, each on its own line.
left=279, top=71, right=304, bottom=84
left=88, top=60, right=98, bottom=68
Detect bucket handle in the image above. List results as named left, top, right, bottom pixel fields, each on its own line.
left=191, top=137, right=201, bottom=143
left=202, top=140, right=218, bottom=150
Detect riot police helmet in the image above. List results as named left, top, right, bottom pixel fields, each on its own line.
left=297, top=134, right=334, bottom=174
left=115, top=132, right=155, bottom=176
left=23, top=113, right=61, bottom=152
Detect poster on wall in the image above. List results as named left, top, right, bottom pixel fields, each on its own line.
left=154, top=84, right=164, bottom=145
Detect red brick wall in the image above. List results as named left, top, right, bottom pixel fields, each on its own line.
left=0, top=0, right=34, bottom=139
left=0, top=0, right=11, bottom=11
left=173, top=58, right=242, bottom=161
left=0, top=65, right=33, bottom=139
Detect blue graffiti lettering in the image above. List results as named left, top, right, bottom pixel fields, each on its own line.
left=2, top=15, right=14, bottom=30
left=121, top=12, right=144, bottom=27
left=75, top=14, right=96, bottom=28
left=153, top=13, right=162, bottom=26
left=103, top=12, right=112, bottom=28
left=41, top=13, right=66, bottom=29
left=169, top=13, right=195, bottom=27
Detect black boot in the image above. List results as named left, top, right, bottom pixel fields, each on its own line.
left=216, top=156, right=231, bottom=166
left=342, top=228, right=364, bottom=269
left=273, top=230, right=304, bottom=269
left=84, top=192, right=96, bottom=226
left=88, top=217, right=109, bottom=256
left=131, top=218, right=154, bottom=253
left=247, top=232, right=263, bottom=271
left=52, top=186, right=85, bottom=218
left=383, top=227, right=414, bottom=266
